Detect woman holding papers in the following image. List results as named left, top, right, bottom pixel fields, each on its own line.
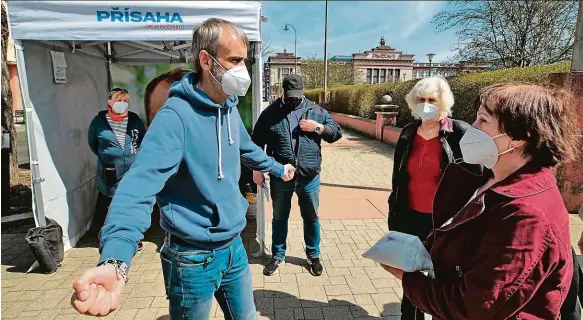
left=387, top=76, right=480, bottom=319
left=383, top=83, right=580, bottom=320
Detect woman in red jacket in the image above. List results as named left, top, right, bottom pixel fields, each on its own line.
left=383, top=83, right=580, bottom=319
left=388, top=77, right=481, bottom=319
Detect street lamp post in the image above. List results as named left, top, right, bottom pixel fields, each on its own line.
left=284, top=24, right=298, bottom=73
left=427, top=53, right=435, bottom=77
left=324, top=0, right=329, bottom=100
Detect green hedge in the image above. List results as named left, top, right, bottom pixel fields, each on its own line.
left=305, top=62, right=571, bottom=127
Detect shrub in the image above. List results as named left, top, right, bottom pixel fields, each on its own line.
left=305, top=62, right=571, bottom=127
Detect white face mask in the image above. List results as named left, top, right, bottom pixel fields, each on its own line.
left=209, top=55, right=251, bottom=96
left=416, top=103, right=439, bottom=121
left=112, top=101, right=129, bottom=114
left=459, top=126, right=514, bottom=169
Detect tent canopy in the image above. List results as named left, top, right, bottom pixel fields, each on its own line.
left=8, top=1, right=261, bottom=41
left=7, top=1, right=262, bottom=64
left=6, top=1, right=267, bottom=254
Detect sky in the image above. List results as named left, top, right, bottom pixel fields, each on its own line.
left=260, top=1, right=459, bottom=63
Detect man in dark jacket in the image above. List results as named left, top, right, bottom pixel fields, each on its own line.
left=252, top=74, right=342, bottom=276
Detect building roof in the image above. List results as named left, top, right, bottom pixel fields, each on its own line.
left=352, top=37, right=415, bottom=63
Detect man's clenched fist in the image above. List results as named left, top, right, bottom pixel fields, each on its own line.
left=71, top=265, right=125, bottom=316
left=282, top=164, right=295, bottom=182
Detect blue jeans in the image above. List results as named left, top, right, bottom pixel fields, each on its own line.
left=160, top=235, right=256, bottom=320
left=270, top=175, right=321, bottom=260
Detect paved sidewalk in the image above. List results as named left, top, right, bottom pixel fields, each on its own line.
left=1, top=130, right=582, bottom=320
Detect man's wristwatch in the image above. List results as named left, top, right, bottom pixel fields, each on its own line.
left=97, top=258, right=129, bottom=283
left=315, top=125, right=323, bottom=133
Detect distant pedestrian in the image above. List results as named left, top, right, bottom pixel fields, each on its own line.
left=252, top=74, right=342, bottom=277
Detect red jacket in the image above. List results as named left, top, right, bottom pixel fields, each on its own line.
left=402, top=162, right=573, bottom=320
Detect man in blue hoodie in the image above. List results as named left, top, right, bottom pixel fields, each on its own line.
left=71, top=18, right=295, bottom=319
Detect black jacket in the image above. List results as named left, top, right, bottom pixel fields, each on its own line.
left=252, top=98, right=342, bottom=178
left=388, top=118, right=484, bottom=225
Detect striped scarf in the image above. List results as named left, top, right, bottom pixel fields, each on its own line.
left=106, top=114, right=128, bottom=146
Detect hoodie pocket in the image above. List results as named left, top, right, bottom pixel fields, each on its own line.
left=204, top=193, right=246, bottom=241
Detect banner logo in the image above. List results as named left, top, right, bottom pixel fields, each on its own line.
left=96, top=7, right=184, bottom=24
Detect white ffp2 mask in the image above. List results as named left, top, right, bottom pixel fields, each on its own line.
left=459, top=126, right=514, bottom=169
left=210, top=56, right=251, bottom=96
left=416, top=103, right=439, bottom=121
left=112, top=101, right=129, bottom=114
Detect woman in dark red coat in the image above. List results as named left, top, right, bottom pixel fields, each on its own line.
left=383, top=83, right=581, bottom=319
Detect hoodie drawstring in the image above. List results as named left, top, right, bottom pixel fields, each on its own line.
left=227, top=109, right=234, bottom=145
left=217, top=109, right=234, bottom=180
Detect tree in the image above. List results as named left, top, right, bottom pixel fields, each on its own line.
left=1, top=1, right=17, bottom=181
left=261, top=40, right=274, bottom=62
left=299, top=55, right=354, bottom=89
left=433, top=0, right=579, bottom=68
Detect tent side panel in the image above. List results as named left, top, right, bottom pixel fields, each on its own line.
left=22, top=40, right=109, bottom=249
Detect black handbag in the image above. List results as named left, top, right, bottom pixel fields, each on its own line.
left=25, top=218, right=64, bottom=274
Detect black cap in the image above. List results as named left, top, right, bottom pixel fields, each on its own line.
left=282, top=74, right=304, bottom=98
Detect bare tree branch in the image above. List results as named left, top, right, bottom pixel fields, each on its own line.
left=433, top=0, right=578, bottom=67
left=299, top=56, right=354, bottom=89
left=261, top=41, right=274, bottom=62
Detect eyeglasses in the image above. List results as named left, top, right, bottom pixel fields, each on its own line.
left=109, top=88, right=129, bottom=99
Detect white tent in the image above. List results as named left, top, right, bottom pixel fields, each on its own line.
left=6, top=0, right=269, bottom=255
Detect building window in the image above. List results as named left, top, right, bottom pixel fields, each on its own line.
left=282, top=68, right=290, bottom=77
left=373, top=69, right=379, bottom=84
left=395, top=69, right=400, bottom=81
left=387, top=69, right=394, bottom=82
left=366, top=68, right=372, bottom=84
left=380, top=69, right=386, bottom=83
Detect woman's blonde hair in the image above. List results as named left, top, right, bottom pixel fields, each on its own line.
left=405, top=76, right=454, bottom=119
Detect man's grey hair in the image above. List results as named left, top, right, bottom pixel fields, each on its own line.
left=191, top=18, right=249, bottom=75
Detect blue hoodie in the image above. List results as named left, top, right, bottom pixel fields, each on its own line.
left=99, top=73, right=285, bottom=266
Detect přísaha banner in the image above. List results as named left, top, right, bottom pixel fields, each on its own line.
left=6, top=1, right=261, bottom=41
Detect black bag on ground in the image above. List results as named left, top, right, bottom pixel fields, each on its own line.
left=25, top=218, right=64, bottom=273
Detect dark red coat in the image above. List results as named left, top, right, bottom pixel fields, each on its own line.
left=402, top=162, right=573, bottom=320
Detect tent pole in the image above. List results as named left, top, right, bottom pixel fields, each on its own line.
left=13, top=40, right=46, bottom=228
left=251, top=40, right=267, bottom=258
left=106, top=42, right=113, bottom=90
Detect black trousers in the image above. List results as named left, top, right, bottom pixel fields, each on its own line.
left=560, top=248, right=582, bottom=320
left=92, top=193, right=113, bottom=233
left=389, top=208, right=434, bottom=320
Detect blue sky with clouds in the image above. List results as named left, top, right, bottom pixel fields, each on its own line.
left=260, top=1, right=458, bottom=63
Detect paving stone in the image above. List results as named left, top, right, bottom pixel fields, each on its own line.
left=327, top=268, right=353, bottom=278
left=275, top=308, right=295, bottom=320
left=274, top=297, right=302, bottom=309
left=328, top=276, right=347, bottom=285
left=326, top=295, right=356, bottom=306
left=324, top=285, right=352, bottom=296
left=134, top=308, right=158, bottom=320
left=321, top=306, right=353, bottom=320
left=302, top=307, right=323, bottom=319
left=113, top=308, right=138, bottom=320
left=296, top=274, right=331, bottom=286
left=350, top=304, right=381, bottom=318
left=299, top=286, right=328, bottom=307
left=255, top=297, right=274, bottom=315
left=122, top=297, right=154, bottom=309
left=150, top=296, right=168, bottom=308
